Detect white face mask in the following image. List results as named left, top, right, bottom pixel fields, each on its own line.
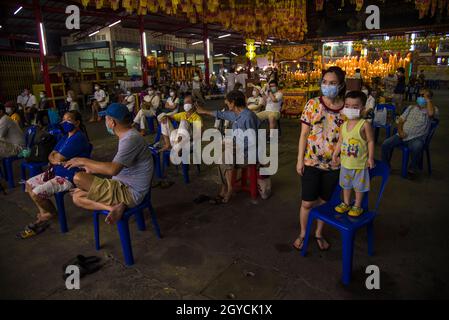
left=183, top=103, right=192, bottom=112
left=170, top=92, right=175, bottom=97
left=5, top=107, right=12, bottom=114
left=343, top=108, right=361, bottom=120
left=194, top=76, right=199, bottom=81
left=40, top=94, right=45, bottom=98
left=252, top=91, right=258, bottom=97
left=362, top=89, right=369, bottom=96
left=148, top=90, right=154, bottom=95
left=66, top=97, right=73, bottom=103
left=95, top=86, right=100, bottom=90
left=126, top=91, right=131, bottom=96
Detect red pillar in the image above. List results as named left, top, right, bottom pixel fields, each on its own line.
left=203, top=23, right=210, bottom=87
left=139, top=15, right=149, bottom=86
left=33, top=0, right=51, bottom=101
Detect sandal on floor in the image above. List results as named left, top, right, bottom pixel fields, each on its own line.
left=17, top=221, right=50, bottom=239
left=293, top=237, right=305, bottom=251
left=315, top=236, right=331, bottom=251
left=194, top=194, right=211, bottom=204
left=209, top=195, right=224, bottom=205
left=62, top=255, right=103, bottom=280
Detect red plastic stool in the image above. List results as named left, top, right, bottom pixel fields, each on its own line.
left=231, top=164, right=258, bottom=200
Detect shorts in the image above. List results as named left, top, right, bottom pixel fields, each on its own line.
left=27, top=174, right=73, bottom=199
left=301, top=166, right=340, bottom=202
left=257, top=111, right=281, bottom=121
left=87, top=176, right=135, bottom=208
left=339, top=167, right=370, bottom=193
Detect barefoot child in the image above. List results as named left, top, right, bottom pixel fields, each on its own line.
left=332, top=91, right=375, bottom=217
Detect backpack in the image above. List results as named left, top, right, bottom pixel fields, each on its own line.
left=26, top=133, right=57, bottom=163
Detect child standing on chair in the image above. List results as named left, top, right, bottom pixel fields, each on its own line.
left=332, top=91, right=375, bottom=217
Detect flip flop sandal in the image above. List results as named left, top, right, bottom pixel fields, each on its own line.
left=193, top=194, right=211, bottom=204
left=17, top=221, right=50, bottom=239
left=292, top=237, right=305, bottom=251
left=315, top=237, right=331, bottom=251
left=62, top=255, right=103, bottom=280
left=209, top=196, right=224, bottom=205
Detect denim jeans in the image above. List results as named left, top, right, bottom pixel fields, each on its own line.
left=381, top=134, right=425, bottom=171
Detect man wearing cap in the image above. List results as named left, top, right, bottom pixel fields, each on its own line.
left=65, top=103, right=153, bottom=224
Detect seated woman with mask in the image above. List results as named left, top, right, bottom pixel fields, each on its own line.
left=247, top=86, right=265, bottom=113
left=18, top=110, right=91, bottom=239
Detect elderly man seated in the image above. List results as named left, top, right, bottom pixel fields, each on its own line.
left=196, top=90, right=260, bottom=203
left=133, top=85, right=160, bottom=136
left=381, top=89, right=437, bottom=179
left=65, top=103, right=153, bottom=224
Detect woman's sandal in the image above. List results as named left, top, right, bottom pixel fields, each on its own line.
left=315, top=236, right=331, bottom=251
left=209, top=195, right=224, bottom=205
left=62, top=255, right=103, bottom=280
left=292, top=237, right=305, bottom=251
left=17, top=221, right=50, bottom=239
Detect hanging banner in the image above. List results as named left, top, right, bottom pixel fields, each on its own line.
left=271, top=45, right=314, bottom=62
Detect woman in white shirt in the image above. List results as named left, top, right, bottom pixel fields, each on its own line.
left=123, top=90, right=136, bottom=113
left=163, top=88, right=180, bottom=115
left=247, top=87, right=265, bottom=113
left=66, top=90, right=79, bottom=112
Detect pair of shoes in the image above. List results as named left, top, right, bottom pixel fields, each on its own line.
left=348, top=206, right=364, bottom=217
left=335, top=202, right=351, bottom=214
left=62, top=255, right=103, bottom=280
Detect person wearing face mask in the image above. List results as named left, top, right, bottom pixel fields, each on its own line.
left=192, top=73, right=205, bottom=105
left=133, top=85, right=160, bottom=135
left=196, top=90, right=260, bottom=204
left=332, top=91, right=375, bottom=217
left=166, top=94, right=202, bottom=126
left=35, top=91, right=50, bottom=127
left=360, top=86, right=376, bottom=121
left=123, top=90, right=136, bottom=113
left=0, top=103, right=25, bottom=158
left=257, top=80, right=283, bottom=134
left=4, top=101, right=21, bottom=126
left=17, top=89, right=37, bottom=126
left=293, top=66, right=347, bottom=252
left=247, top=86, right=265, bottom=113
left=66, top=90, right=79, bottom=112
left=162, top=88, right=180, bottom=115
left=90, top=84, right=108, bottom=123
left=381, top=89, right=437, bottom=179
left=112, top=83, right=124, bottom=103
left=65, top=103, right=153, bottom=225
left=18, top=111, right=90, bottom=238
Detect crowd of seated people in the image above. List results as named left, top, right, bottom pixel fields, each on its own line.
left=0, top=71, right=441, bottom=254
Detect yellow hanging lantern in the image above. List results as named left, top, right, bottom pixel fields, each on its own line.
left=246, top=39, right=256, bottom=61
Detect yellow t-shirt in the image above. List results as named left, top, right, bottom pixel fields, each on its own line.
left=173, top=112, right=202, bottom=125
left=341, top=119, right=368, bottom=169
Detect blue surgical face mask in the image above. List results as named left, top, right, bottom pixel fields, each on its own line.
left=105, top=121, right=115, bottom=135
left=417, top=96, right=427, bottom=107
left=62, top=121, right=76, bottom=133
left=321, top=84, right=340, bottom=99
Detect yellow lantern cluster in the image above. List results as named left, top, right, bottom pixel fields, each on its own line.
left=246, top=39, right=256, bottom=61
left=79, top=0, right=308, bottom=41
left=325, top=53, right=412, bottom=79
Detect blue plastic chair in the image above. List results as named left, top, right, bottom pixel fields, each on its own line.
left=54, top=143, right=94, bottom=233
left=373, top=104, right=396, bottom=143
left=92, top=155, right=162, bottom=266
left=161, top=149, right=200, bottom=184
left=2, top=126, right=38, bottom=189
left=149, top=146, right=163, bottom=179
left=392, top=119, right=439, bottom=178
left=301, top=160, right=390, bottom=285
left=145, top=116, right=157, bottom=134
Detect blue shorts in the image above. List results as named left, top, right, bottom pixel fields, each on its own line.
left=339, top=167, right=370, bottom=193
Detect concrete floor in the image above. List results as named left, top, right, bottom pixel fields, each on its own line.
left=1, top=91, right=448, bottom=300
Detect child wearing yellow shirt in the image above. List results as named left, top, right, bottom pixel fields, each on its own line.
left=332, top=91, right=375, bottom=217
